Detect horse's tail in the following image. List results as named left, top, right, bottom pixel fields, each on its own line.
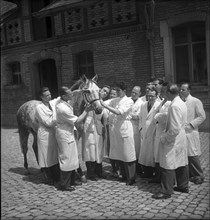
left=16, top=109, right=30, bottom=169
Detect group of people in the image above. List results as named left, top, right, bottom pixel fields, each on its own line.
left=35, top=78, right=206, bottom=198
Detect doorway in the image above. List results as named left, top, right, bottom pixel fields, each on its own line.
left=38, top=59, right=58, bottom=99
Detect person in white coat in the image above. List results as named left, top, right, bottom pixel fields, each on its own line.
left=148, top=83, right=171, bottom=183
left=35, top=87, right=60, bottom=184
left=180, top=83, right=206, bottom=185
left=55, top=87, right=92, bottom=191
left=130, top=86, right=144, bottom=175
left=138, top=88, right=161, bottom=178
left=104, top=87, right=120, bottom=177
left=101, top=81, right=136, bottom=185
left=152, top=83, right=189, bottom=200
left=82, top=85, right=110, bottom=181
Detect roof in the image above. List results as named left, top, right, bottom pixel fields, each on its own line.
left=33, top=0, right=98, bottom=18
left=0, top=0, right=18, bottom=23
left=0, top=0, right=17, bottom=16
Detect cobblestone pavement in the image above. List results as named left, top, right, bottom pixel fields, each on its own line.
left=1, top=128, right=210, bottom=219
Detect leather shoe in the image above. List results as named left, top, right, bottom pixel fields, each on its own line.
left=174, top=187, right=189, bottom=193
left=126, top=180, right=136, bottom=186
left=71, top=181, right=82, bottom=186
left=148, top=179, right=160, bottom=184
left=152, top=193, right=171, bottom=200
left=87, top=176, right=98, bottom=181
left=57, top=186, right=75, bottom=192
left=194, top=179, right=204, bottom=185
left=118, top=177, right=127, bottom=182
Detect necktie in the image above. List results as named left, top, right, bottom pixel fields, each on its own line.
left=148, top=103, right=151, bottom=112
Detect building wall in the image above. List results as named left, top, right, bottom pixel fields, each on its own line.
left=1, top=0, right=209, bottom=130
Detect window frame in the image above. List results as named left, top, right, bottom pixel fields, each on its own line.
left=172, top=21, right=207, bottom=85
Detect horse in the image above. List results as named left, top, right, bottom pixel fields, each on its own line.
left=16, top=75, right=102, bottom=173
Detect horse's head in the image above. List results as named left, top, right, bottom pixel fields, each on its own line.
left=79, top=75, right=103, bottom=114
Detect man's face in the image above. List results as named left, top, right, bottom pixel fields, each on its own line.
left=116, top=87, right=124, bottom=98
left=100, top=87, right=110, bottom=99
left=180, top=84, right=190, bottom=99
left=131, top=87, right=141, bottom=101
left=41, top=90, right=51, bottom=103
left=153, top=80, right=162, bottom=94
left=160, top=86, right=167, bottom=99
left=146, top=84, right=154, bottom=95
left=110, top=89, right=117, bottom=98
left=147, top=90, right=157, bottom=104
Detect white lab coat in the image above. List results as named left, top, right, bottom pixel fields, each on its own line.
left=35, top=103, right=58, bottom=168
left=130, top=97, right=144, bottom=159
left=55, top=99, right=79, bottom=171
left=81, top=110, right=105, bottom=163
left=154, top=100, right=171, bottom=163
left=108, top=96, right=136, bottom=162
left=184, top=94, right=206, bottom=156
left=138, top=100, right=161, bottom=167
left=159, top=96, right=188, bottom=170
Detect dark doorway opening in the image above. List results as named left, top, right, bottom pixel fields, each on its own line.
left=38, top=59, right=58, bottom=99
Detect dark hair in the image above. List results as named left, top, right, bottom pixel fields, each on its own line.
left=59, top=86, right=70, bottom=96
left=115, top=81, right=127, bottom=91
left=111, top=87, right=117, bottom=92
left=181, top=82, right=191, bottom=90
left=39, top=87, right=49, bottom=97
left=166, top=83, right=179, bottom=95
left=103, top=85, right=111, bottom=90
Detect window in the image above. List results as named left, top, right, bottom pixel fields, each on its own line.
left=31, top=0, right=54, bottom=40
left=75, top=51, right=95, bottom=79
left=172, top=21, right=207, bottom=84
left=9, top=62, right=22, bottom=85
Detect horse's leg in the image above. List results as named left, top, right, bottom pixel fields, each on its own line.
left=31, top=130, right=39, bottom=166
left=18, top=128, right=30, bottom=174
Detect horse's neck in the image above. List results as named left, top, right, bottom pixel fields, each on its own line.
left=72, top=91, right=85, bottom=116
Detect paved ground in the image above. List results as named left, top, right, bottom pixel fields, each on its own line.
left=1, top=128, right=210, bottom=219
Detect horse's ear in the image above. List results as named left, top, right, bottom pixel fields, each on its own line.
left=81, top=74, right=88, bottom=83
left=92, top=74, right=98, bottom=82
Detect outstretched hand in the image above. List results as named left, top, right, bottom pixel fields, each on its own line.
left=85, top=104, right=94, bottom=112
left=100, top=100, right=106, bottom=108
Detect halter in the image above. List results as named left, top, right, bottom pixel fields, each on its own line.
left=82, top=91, right=100, bottom=105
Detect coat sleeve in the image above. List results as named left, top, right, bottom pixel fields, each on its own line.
left=35, top=105, right=54, bottom=127
left=118, top=99, right=133, bottom=115
left=165, top=105, right=182, bottom=143
left=190, top=99, right=206, bottom=129
left=57, top=103, right=78, bottom=126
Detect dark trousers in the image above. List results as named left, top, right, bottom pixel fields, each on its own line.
left=110, top=159, right=120, bottom=173
left=136, top=160, right=143, bottom=175
left=188, top=156, right=204, bottom=180
left=154, top=163, right=161, bottom=181
left=141, top=165, right=155, bottom=178
left=59, top=170, right=75, bottom=189
left=86, top=161, right=96, bottom=178
left=42, top=163, right=60, bottom=182
left=160, top=165, right=189, bottom=195
left=118, top=160, right=136, bottom=181
left=95, top=162, right=103, bottom=177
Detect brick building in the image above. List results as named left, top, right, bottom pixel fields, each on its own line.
left=1, top=0, right=210, bottom=130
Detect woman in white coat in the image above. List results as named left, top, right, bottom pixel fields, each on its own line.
left=55, top=87, right=91, bottom=191
left=35, top=87, right=60, bottom=184
left=101, top=81, right=136, bottom=185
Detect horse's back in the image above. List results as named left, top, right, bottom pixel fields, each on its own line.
left=16, top=100, right=41, bottom=133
